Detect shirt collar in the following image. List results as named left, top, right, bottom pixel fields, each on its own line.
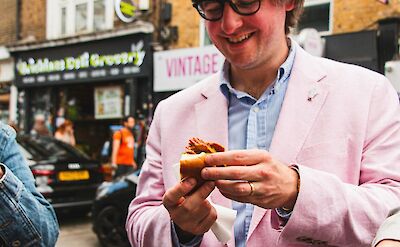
left=219, top=40, right=296, bottom=100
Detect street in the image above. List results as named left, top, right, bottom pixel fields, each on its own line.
left=56, top=212, right=101, bottom=247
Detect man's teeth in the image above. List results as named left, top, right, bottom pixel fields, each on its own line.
left=228, top=33, right=251, bottom=43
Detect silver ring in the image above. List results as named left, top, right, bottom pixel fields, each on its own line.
left=248, top=181, right=255, bottom=196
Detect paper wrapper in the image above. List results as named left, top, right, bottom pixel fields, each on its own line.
left=172, top=163, right=237, bottom=243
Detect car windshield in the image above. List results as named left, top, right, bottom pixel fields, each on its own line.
left=17, top=135, right=90, bottom=160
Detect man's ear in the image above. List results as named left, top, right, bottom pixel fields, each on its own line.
left=285, top=0, right=295, bottom=11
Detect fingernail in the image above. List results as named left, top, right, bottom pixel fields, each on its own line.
left=185, top=178, right=196, bottom=186
left=201, top=168, right=209, bottom=179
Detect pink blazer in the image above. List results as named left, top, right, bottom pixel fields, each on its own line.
left=126, top=43, right=400, bottom=247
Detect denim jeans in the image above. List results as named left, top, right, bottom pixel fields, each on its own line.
left=0, top=123, right=59, bottom=246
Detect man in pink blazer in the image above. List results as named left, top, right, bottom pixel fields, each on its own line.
left=126, top=0, right=400, bottom=246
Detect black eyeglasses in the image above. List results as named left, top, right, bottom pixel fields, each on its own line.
left=192, top=0, right=261, bottom=21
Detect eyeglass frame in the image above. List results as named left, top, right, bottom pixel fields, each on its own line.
left=192, top=0, right=262, bottom=21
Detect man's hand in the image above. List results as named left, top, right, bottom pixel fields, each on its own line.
left=202, top=149, right=299, bottom=210
left=376, top=240, right=400, bottom=247
left=163, top=178, right=217, bottom=236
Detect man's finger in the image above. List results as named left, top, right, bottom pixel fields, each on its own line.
left=214, top=180, right=253, bottom=197
left=205, top=149, right=272, bottom=167
left=187, top=181, right=215, bottom=206
left=163, top=178, right=197, bottom=209
left=202, top=164, right=263, bottom=181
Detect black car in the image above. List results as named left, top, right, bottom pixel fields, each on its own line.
left=92, top=171, right=138, bottom=247
left=17, top=134, right=105, bottom=211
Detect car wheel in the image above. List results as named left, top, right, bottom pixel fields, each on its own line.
left=94, top=205, right=130, bottom=247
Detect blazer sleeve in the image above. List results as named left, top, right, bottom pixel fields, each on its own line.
left=276, top=77, right=400, bottom=246
left=372, top=207, right=400, bottom=246
left=126, top=101, right=174, bottom=247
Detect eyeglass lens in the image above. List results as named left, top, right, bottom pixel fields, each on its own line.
left=195, top=0, right=261, bottom=21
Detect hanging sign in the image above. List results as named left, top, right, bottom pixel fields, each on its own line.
left=115, top=0, right=137, bottom=23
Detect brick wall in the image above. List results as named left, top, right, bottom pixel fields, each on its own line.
left=19, top=0, right=46, bottom=42
left=334, top=0, right=400, bottom=33
left=169, top=0, right=201, bottom=49
left=0, top=0, right=17, bottom=45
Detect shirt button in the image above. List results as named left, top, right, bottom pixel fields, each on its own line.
left=253, top=107, right=259, bottom=113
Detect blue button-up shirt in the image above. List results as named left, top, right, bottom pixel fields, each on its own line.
left=172, top=44, right=296, bottom=247
left=219, top=44, right=296, bottom=247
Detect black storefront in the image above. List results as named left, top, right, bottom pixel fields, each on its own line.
left=11, top=33, right=153, bottom=159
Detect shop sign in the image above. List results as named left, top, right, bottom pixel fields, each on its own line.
left=153, top=45, right=225, bottom=92
left=13, top=34, right=152, bottom=87
left=94, top=86, right=123, bottom=119
left=115, top=0, right=137, bottom=23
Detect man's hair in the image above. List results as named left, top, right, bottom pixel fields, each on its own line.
left=274, top=0, right=305, bottom=34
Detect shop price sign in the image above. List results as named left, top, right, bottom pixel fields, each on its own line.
left=153, top=45, right=225, bottom=92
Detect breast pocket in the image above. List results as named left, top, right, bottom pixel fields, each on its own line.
left=296, top=137, right=349, bottom=164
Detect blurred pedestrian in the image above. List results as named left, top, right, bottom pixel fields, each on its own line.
left=133, top=115, right=147, bottom=167
left=111, top=116, right=137, bottom=178
left=0, top=122, right=59, bottom=246
left=55, top=119, right=76, bottom=146
left=31, top=114, right=51, bottom=136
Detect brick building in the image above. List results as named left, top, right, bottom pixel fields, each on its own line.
left=6, top=0, right=157, bottom=158
left=155, top=0, right=399, bottom=87
left=0, top=0, right=18, bottom=124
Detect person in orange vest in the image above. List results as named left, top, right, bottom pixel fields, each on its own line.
left=111, top=116, right=137, bottom=178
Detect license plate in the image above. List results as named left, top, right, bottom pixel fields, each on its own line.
left=58, top=170, right=89, bottom=181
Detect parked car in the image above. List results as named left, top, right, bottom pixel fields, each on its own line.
left=92, top=171, right=139, bottom=247
left=16, top=134, right=105, bottom=212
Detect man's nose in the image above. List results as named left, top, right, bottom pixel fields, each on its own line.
left=220, top=3, right=244, bottom=35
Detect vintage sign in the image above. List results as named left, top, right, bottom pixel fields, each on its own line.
left=153, top=45, right=225, bottom=92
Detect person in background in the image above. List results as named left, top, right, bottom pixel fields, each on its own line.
left=373, top=208, right=400, bottom=247
left=31, top=114, right=51, bottom=136
left=126, top=0, right=400, bottom=246
left=0, top=122, right=59, bottom=246
left=55, top=119, right=76, bottom=146
left=133, top=115, right=147, bottom=167
left=111, top=116, right=137, bottom=178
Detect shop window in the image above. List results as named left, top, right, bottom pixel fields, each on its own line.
left=298, top=0, right=332, bottom=35
left=46, top=0, right=114, bottom=39
left=75, top=3, right=89, bottom=33
left=61, top=7, right=67, bottom=35
left=94, top=0, right=107, bottom=31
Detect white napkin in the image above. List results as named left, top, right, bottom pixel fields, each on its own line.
left=172, top=163, right=237, bottom=243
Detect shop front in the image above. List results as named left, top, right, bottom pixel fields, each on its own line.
left=11, top=33, right=153, bottom=159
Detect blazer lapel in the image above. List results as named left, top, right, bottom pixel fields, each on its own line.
left=195, top=79, right=235, bottom=247
left=247, top=44, right=330, bottom=240
left=194, top=77, right=232, bottom=209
